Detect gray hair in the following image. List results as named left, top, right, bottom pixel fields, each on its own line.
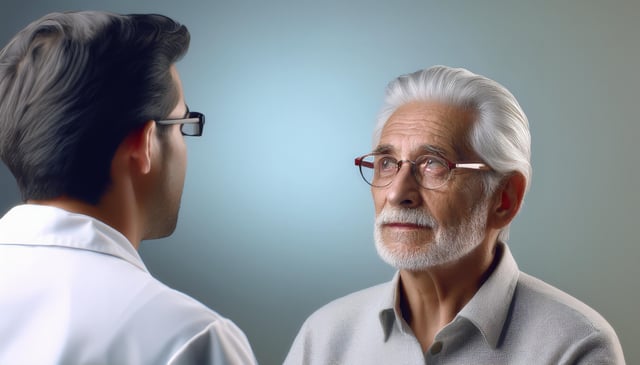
left=373, top=65, right=531, bottom=242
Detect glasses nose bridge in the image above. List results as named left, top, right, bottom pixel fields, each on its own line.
left=396, top=159, right=416, bottom=171
left=394, top=159, right=419, bottom=182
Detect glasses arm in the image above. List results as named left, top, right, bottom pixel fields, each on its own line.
left=156, top=116, right=201, bottom=126
left=155, top=111, right=205, bottom=137
left=453, top=162, right=491, bottom=171
left=354, top=157, right=374, bottom=169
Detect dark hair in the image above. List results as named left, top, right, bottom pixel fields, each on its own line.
left=0, top=11, right=190, bottom=204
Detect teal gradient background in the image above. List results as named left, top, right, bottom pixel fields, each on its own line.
left=1, top=1, right=638, bottom=363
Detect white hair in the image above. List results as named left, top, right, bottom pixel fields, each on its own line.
left=373, top=66, right=532, bottom=242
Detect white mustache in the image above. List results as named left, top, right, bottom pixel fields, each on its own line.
left=376, top=207, right=437, bottom=228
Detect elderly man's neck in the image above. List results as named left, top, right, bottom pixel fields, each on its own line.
left=398, top=239, right=501, bottom=353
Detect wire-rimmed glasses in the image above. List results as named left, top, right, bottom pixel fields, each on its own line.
left=354, top=153, right=490, bottom=190
left=156, top=105, right=205, bottom=136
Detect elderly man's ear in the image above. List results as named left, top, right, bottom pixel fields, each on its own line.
left=489, top=172, right=526, bottom=229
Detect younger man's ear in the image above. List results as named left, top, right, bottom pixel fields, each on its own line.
left=489, top=172, right=526, bottom=229
left=125, top=121, right=155, bottom=175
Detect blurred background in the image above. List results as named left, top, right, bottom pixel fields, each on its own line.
left=1, top=1, right=638, bottom=363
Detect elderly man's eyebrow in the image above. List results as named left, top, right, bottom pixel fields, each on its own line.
left=373, top=144, right=448, bottom=157
left=421, top=144, right=447, bottom=156
left=373, top=144, right=394, bottom=154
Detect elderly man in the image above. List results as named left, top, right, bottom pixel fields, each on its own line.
left=285, top=66, right=625, bottom=364
left=0, top=11, right=256, bottom=364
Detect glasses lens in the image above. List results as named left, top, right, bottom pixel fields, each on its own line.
left=179, top=112, right=204, bottom=136
left=416, top=155, right=450, bottom=189
left=358, top=155, right=375, bottom=186
left=180, top=122, right=201, bottom=136
left=360, top=154, right=397, bottom=187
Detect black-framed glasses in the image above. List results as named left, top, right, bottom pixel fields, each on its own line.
left=354, top=152, right=490, bottom=190
left=156, top=106, right=205, bottom=136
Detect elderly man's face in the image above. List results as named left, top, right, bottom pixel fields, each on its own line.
left=372, top=101, right=491, bottom=270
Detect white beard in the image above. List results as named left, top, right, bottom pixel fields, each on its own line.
left=374, top=201, right=489, bottom=270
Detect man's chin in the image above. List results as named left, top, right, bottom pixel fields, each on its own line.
left=143, top=218, right=178, bottom=241
left=375, top=239, right=429, bottom=269
left=378, top=228, right=434, bottom=246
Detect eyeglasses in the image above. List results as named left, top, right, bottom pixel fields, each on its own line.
left=155, top=106, right=205, bottom=136
left=354, top=153, right=490, bottom=190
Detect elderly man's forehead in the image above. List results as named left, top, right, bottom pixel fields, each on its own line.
left=378, top=101, right=477, bottom=157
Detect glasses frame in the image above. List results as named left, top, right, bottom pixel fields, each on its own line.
left=354, top=152, right=491, bottom=190
left=156, top=106, right=205, bottom=136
